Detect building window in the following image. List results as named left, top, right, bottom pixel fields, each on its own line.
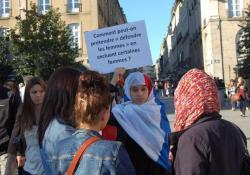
left=228, top=0, right=243, bottom=17
left=236, top=29, right=249, bottom=67
left=67, top=0, right=81, bottom=13
left=0, top=28, right=8, bottom=37
left=69, top=23, right=80, bottom=48
left=38, top=0, right=51, bottom=14
left=0, top=0, right=10, bottom=18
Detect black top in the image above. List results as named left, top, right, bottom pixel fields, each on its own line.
left=171, top=113, right=246, bottom=175
left=109, top=114, right=169, bottom=175
left=0, top=85, right=9, bottom=99
left=0, top=85, right=21, bottom=155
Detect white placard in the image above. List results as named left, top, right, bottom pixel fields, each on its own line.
left=84, top=20, right=153, bottom=73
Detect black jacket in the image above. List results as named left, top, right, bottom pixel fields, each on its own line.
left=108, top=113, right=169, bottom=175
left=0, top=85, right=21, bottom=155
left=170, top=113, right=246, bottom=175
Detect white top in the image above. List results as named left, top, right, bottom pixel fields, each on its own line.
left=19, top=86, right=25, bottom=102
left=23, top=125, right=44, bottom=174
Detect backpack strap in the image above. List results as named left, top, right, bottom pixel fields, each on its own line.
left=66, top=136, right=101, bottom=175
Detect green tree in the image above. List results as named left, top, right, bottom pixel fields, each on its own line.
left=237, top=5, right=250, bottom=78
left=0, top=36, right=13, bottom=82
left=10, top=3, right=79, bottom=80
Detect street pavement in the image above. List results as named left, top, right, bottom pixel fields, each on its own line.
left=161, top=96, right=250, bottom=151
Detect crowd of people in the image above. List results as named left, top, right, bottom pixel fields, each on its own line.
left=154, top=80, right=175, bottom=98
left=0, top=67, right=249, bottom=175
left=225, top=77, right=250, bottom=117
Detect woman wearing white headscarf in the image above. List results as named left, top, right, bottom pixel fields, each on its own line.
left=109, top=71, right=171, bottom=175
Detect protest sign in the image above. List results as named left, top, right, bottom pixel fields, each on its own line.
left=84, top=20, right=152, bottom=73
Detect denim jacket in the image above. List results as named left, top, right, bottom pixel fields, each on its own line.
left=51, top=129, right=136, bottom=175
left=40, top=117, right=75, bottom=175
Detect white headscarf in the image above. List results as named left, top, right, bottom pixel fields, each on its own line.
left=112, top=72, right=171, bottom=169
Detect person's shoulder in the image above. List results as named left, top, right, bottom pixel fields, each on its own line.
left=82, top=138, right=124, bottom=160
left=180, top=117, right=240, bottom=144
left=179, top=123, right=208, bottom=141
left=57, top=135, right=123, bottom=160
left=91, top=139, right=123, bottom=155
left=44, top=118, right=76, bottom=146
left=48, top=118, right=75, bottom=133
left=179, top=117, right=220, bottom=140
left=54, top=133, right=80, bottom=156
left=98, top=139, right=122, bottom=147
left=220, top=119, right=244, bottom=136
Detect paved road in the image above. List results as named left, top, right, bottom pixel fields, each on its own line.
left=161, top=97, right=250, bottom=151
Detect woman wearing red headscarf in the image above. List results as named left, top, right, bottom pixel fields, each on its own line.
left=169, top=69, right=247, bottom=175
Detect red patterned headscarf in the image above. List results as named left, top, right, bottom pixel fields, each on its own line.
left=174, top=69, right=220, bottom=131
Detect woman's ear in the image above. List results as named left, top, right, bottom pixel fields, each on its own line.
left=99, top=108, right=110, bottom=130
left=100, top=111, right=106, bottom=121
left=100, top=108, right=110, bottom=122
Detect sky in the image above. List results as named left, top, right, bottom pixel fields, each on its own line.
left=119, top=0, right=175, bottom=64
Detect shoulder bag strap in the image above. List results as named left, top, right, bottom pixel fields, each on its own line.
left=66, top=136, right=101, bottom=175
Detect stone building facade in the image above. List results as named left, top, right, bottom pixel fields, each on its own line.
left=158, top=0, right=249, bottom=84
left=0, top=0, right=126, bottom=66
left=201, top=0, right=249, bottom=83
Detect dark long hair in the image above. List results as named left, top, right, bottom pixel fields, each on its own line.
left=19, top=77, right=46, bottom=133
left=38, top=67, right=81, bottom=146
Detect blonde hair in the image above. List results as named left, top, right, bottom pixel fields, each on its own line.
left=238, top=77, right=245, bottom=85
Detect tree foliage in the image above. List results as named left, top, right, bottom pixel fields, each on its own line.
left=0, top=36, right=13, bottom=82
left=237, top=5, right=250, bottom=78
left=10, top=3, right=79, bottom=80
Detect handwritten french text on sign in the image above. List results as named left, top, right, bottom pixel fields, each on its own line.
left=84, top=21, right=152, bottom=73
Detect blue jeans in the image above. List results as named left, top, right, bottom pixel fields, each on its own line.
left=239, top=99, right=246, bottom=115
